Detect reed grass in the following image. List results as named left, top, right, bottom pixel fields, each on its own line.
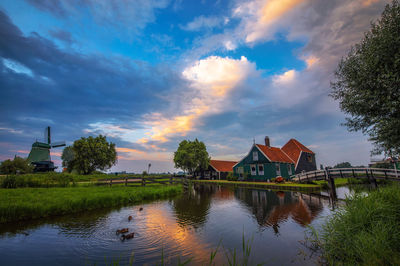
left=316, top=185, right=400, bottom=265
left=0, top=185, right=181, bottom=223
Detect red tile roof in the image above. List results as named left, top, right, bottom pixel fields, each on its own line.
left=281, top=139, right=314, bottom=165
left=209, top=160, right=237, bottom=172
left=255, top=144, right=294, bottom=164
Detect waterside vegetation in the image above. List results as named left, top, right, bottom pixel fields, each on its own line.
left=0, top=185, right=181, bottom=223
left=313, top=185, right=400, bottom=265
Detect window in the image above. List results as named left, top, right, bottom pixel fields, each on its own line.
left=258, top=164, right=264, bottom=175
left=237, top=167, right=244, bottom=174
left=287, top=164, right=292, bottom=175
left=307, top=154, right=313, bottom=163
left=251, top=164, right=256, bottom=176
left=253, top=151, right=258, bottom=161
left=275, top=163, right=281, bottom=176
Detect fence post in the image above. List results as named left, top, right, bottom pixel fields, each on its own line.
left=370, top=169, right=378, bottom=188
left=352, top=169, right=355, bottom=178
left=142, top=177, right=146, bottom=186
left=109, top=177, right=112, bottom=187
left=125, top=177, right=128, bottom=186
left=384, top=170, right=388, bottom=180
left=327, top=170, right=337, bottom=199
left=339, top=170, right=343, bottom=178
left=170, top=176, right=172, bottom=185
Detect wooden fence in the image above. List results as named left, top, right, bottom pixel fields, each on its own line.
left=97, top=176, right=188, bottom=187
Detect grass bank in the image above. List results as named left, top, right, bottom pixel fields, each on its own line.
left=0, top=185, right=181, bottom=223
left=314, top=185, right=400, bottom=265
left=193, top=179, right=321, bottom=191
left=0, top=173, right=173, bottom=188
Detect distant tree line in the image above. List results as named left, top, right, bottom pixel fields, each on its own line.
left=0, top=156, right=33, bottom=175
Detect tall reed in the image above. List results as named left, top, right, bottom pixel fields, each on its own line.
left=315, top=185, right=400, bottom=265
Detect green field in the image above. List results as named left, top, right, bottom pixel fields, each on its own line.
left=0, top=172, right=173, bottom=188
left=0, top=185, right=181, bottom=223
left=314, top=185, right=400, bottom=265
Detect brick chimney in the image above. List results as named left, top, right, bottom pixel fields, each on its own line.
left=265, top=136, right=270, bottom=147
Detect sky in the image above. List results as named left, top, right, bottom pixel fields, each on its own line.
left=0, top=0, right=390, bottom=173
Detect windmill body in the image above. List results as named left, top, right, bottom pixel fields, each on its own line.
left=27, top=126, right=66, bottom=172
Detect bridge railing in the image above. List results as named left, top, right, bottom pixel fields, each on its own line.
left=291, top=167, right=399, bottom=183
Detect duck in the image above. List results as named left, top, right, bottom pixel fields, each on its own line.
left=116, top=228, right=129, bottom=235
left=120, top=232, right=135, bottom=241
left=128, top=215, right=133, bottom=221
left=139, top=207, right=143, bottom=211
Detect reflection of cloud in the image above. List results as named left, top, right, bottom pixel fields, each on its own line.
left=143, top=204, right=212, bottom=262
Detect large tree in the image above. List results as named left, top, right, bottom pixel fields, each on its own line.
left=173, top=139, right=210, bottom=175
left=330, top=0, right=400, bottom=157
left=72, top=135, right=117, bottom=175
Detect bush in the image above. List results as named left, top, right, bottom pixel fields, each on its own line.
left=0, top=157, right=33, bottom=174
left=226, top=172, right=238, bottom=181
left=1, top=175, right=17, bottom=188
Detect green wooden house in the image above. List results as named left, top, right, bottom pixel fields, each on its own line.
left=233, top=137, right=295, bottom=181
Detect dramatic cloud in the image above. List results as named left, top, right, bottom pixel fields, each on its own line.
left=48, top=29, right=74, bottom=45
left=138, top=56, right=258, bottom=144
left=0, top=1, right=391, bottom=172
left=26, top=0, right=169, bottom=33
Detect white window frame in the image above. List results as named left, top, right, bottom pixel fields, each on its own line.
left=258, top=164, right=264, bottom=175
left=275, top=163, right=281, bottom=176
left=250, top=164, right=256, bottom=176
left=253, top=151, right=258, bottom=161
left=287, top=164, right=292, bottom=175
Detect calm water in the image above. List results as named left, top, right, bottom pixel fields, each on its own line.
left=0, top=184, right=364, bottom=265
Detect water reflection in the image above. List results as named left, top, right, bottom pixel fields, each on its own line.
left=0, top=184, right=375, bottom=265
left=171, top=184, right=214, bottom=228
left=234, top=188, right=324, bottom=231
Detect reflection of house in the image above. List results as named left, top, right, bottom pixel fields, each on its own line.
left=200, top=160, right=237, bottom=180
left=233, top=137, right=295, bottom=180
left=282, top=139, right=316, bottom=174
left=234, top=188, right=324, bottom=230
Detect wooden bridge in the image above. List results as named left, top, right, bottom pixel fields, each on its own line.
left=290, top=167, right=399, bottom=198
left=291, top=167, right=399, bottom=182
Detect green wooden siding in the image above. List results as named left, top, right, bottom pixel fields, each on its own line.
left=233, top=145, right=295, bottom=181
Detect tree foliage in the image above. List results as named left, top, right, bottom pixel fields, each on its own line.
left=173, top=139, right=210, bottom=175
left=61, top=146, right=75, bottom=172
left=333, top=162, right=352, bottom=169
left=69, top=135, right=117, bottom=175
left=0, top=156, right=34, bottom=174
left=330, top=0, right=400, bottom=156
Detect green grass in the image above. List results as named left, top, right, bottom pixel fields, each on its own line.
left=0, top=185, right=181, bottom=223
left=193, top=179, right=320, bottom=188
left=0, top=173, right=174, bottom=188
left=315, top=185, right=400, bottom=265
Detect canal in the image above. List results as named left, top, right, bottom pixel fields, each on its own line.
left=0, top=184, right=368, bottom=265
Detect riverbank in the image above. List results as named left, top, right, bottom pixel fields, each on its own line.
left=0, top=185, right=181, bottom=223
left=193, top=179, right=321, bottom=191
left=315, top=184, right=400, bottom=265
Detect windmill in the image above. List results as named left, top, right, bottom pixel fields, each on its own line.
left=27, top=126, right=66, bottom=172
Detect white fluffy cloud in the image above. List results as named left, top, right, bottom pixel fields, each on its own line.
left=138, top=56, right=257, bottom=143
